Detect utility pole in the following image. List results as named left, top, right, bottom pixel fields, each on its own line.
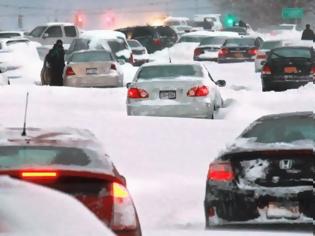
left=17, top=8, right=23, bottom=30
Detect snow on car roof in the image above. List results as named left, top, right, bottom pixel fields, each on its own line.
left=141, top=61, right=203, bottom=67
left=81, top=30, right=126, bottom=40
left=181, top=30, right=238, bottom=38
left=164, top=16, right=190, bottom=21
left=0, top=176, right=114, bottom=236
left=45, top=22, right=76, bottom=26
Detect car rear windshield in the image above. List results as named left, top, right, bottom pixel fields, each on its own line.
left=138, top=65, right=203, bottom=79
left=107, top=39, right=128, bottom=53
left=270, top=48, right=312, bottom=59
left=261, top=41, right=282, bottom=50
left=241, top=115, right=315, bottom=143
left=178, top=36, right=207, bottom=43
left=224, top=38, right=255, bottom=47
left=128, top=40, right=141, bottom=48
left=0, top=146, right=106, bottom=169
left=70, top=51, right=113, bottom=62
left=200, top=36, right=227, bottom=46
left=0, top=33, right=21, bottom=38
left=275, top=25, right=294, bottom=30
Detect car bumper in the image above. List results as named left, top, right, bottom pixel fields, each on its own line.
left=127, top=102, right=214, bottom=118
left=64, top=75, right=123, bottom=87
left=261, top=77, right=314, bottom=91
left=218, top=57, right=255, bottom=63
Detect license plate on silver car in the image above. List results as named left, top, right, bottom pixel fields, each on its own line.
left=267, top=202, right=300, bottom=219
left=159, top=91, right=176, bottom=99
left=86, top=68, right=97, bottom=75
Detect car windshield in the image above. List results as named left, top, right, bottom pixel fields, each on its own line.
left=29, top=26, right=46, bottom=37
left=0, top=146, right=103, bottom=169
left=107, top=39, right=128, bottom=53
left=128, top=40, right=141, bottom=48
left=241, top=115, right=315, bottom=143
left=261, top=41, right=282, bottom=50
left=178, top=35, right=207, bottom=43
left=224, top=38, right=255, bottom=47
left=0, top=33, right=21, bottom=38
left=270, top=48, right=312, bottom=59
left=200, top=37, right=227, bottom=46
left=70, top=51, right=113, bottom=62
left=275, top=25, right=294, bottom=30
left=137, top=65, right=203, bottom=79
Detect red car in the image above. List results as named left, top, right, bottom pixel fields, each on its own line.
left=0, top=127, right=141, bottom=236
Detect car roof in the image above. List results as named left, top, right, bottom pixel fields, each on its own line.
left=45, top=22, right=76, bottom=26
left=141, top=61, right=202, bottom=68
left=82, top=30, right=126, bottom=40
left=71, top=49, right=112, bottom=54
left=255, top=111, right=314, bottom=121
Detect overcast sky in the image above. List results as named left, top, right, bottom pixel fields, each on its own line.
left=0, top=0, right=218, bottom=30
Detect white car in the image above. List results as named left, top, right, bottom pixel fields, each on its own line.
left=0, top=176, right=114, bottom=235
left=127, top=39, right=149, bottom=66
left=0, top=31, right=24, bottom=39
left=192, top=14, right=223, bottom=31
left=126, top=62, right=226, bottom=119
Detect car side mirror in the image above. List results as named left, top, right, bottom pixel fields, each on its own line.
left=42, top=33, right=49, bottom=39
left=216, top=80, right=226, bottom=87
left=126, top=82, right=131, bottom=88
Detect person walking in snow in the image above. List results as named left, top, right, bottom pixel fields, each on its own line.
left=301, top=24, right=314, bottom=41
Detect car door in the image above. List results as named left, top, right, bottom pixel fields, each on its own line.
left=41, top=26, right=63, bottom=45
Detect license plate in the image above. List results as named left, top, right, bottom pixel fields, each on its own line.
left=233, top=52, right=243, bottom=58
left=267, top=202, right=300, bottom=219
left=86, top=68, right=97, bottom=75
left=284, top=66, right=297, bottom=74
left=159, top=90, right=176, bottom=100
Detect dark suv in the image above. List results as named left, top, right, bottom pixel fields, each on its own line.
left=117, top=26, right=177, bottom=53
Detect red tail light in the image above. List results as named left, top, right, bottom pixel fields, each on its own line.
left=247, top=48, right=257, bottom=56
left=65, top=67, right=75, bottom=76
left=153, top=38, right=161, bottom=46
left=194, top=48, right=203, bottom=57
left=311, top=66, right=315, bottom=75
left=187, top=85, right=209, bottom=97
left=110, top=182, right=137, bottom=231
left=256, top=52, right=266, bottom=59
left=21, top=171, right=58, bottom=178
left=262, top=65, right=272, bottom=75
left=110, top=64, right=117, bottom=70
left=207, top=162, right=234, bottom=182
left=218, top=48, right=229, bottom=57
left=128, top=88, right=149, bottom=99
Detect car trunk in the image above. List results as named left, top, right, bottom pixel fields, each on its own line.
left=69, top=62, right=113, bottom=77
left=226, top=46, right=254, bottom=58
left=229, top=150, right=313, bottom=188
left=268, top=58, right=313, bottom=76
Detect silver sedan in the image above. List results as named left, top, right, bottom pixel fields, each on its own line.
left=126, top=63, right=225, bottom=119
left=63, top=50, right=124, bottom=88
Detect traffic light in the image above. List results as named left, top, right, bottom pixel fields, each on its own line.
left=223, top=14, right=238, bottom=28
left=74, top=11, right=85, bottom=28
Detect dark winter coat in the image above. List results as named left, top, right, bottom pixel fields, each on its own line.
left=301, top=29, right=315, bottom=41
left=45, top=45, right=65, bottom=86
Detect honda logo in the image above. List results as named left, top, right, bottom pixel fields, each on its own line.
left=279, top=159, right=293, bottom=170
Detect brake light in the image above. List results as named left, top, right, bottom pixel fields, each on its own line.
left=128, top=88, right=149, bottom=99
left=207, top=162, right=234, bottom=182
left=153, top=38, right=161, bottom=46
left=187, top=85, right=209, bottom=97
left=65, top=66, right=75, bottom=76
left=21, top=171, right=58, bottom=178
left=256, top=51, right=266, bottom=59
left=247, top=48, right=257, bottom=56
left=110, top=182, right=137, bottom=230
left=218, top=48, right=229, bottom=57
left=262, top=65, right=272, bottom=75
left=311, top=66, right=315, bottom=75
left=110, top=64, right=117, bottom=70
left=194, top=48, right=203, bottom=57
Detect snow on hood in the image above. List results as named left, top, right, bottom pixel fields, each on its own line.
left=0, top=176, right=115, bottom=236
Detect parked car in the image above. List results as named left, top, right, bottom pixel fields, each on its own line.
left=268, top=24, right=300, bottom=37
left=63, top=49, right=124, bottom=87
left=0, top=31, right=24, bottom=39
left=164, top=16, right=190, bottom=27
left=255, top=40, right=284, bottom=72
left=117, top=26, right=177, bottom=53
left=193, top=32, right=239, bottom=61
left=126, top=62, right=226, bottom=119
left=261, top=46, right=315, bottom=91
left=192, top=14, right=223, bottom=31
left=204, top=111, right=314, bottom=228
left=0, top=176, right=115, bottom=235
left=127, top=39, right=149, bottom=66
left=25, top=22, right=80, bottom=46
left=170, top=25, right=193, bottom=37
left=217, top=37, right=263, bottom=63
left=0, top=127, right=142, bottom=236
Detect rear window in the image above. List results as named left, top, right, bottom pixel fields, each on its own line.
left=178, top=35, right=207, bottom=43
left=157, top=26, right=176, bottom=37
left=275, top=25, right=294, bottom=30
left=107, top=39, right=128, bottom=54
left=200, top=36, right=227, bottom=46
left=0, top=146, right=105, bottom=169
left=261, top=41, right=282, bottom=50
left=128, top=40, right=141, bottom=48
left=270, top=48, right=312, bottom=59
left=64, top=26, right=77, bottom=37
left=70, top=51, right=113, bottom=62
left=138, top=65, right=203, bottom=79
left=224, top=38, right=256, bottom=47
left=0, top=33, right=21, bottom=38
left=241, top=115, right=315, bottom=143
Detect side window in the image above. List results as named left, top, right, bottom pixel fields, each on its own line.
left=64, top=26, right=77, bottom=37
left=45, top=26, right=62, bottom=38
left=133, top=28, right=152, bottom=38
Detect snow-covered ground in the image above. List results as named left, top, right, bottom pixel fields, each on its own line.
left=0, top=34, right=314, bottom=235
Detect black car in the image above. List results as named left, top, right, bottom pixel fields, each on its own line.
left=117, top=26, right=177, bottom=54
left=261, top=46, right=315, bottom=92
left=204, top=112, right=314, bottom=228
left=217, top=37, right=263, bottom=63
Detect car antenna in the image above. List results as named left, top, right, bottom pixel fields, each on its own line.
left=21, top=92, right=29, bottom=136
